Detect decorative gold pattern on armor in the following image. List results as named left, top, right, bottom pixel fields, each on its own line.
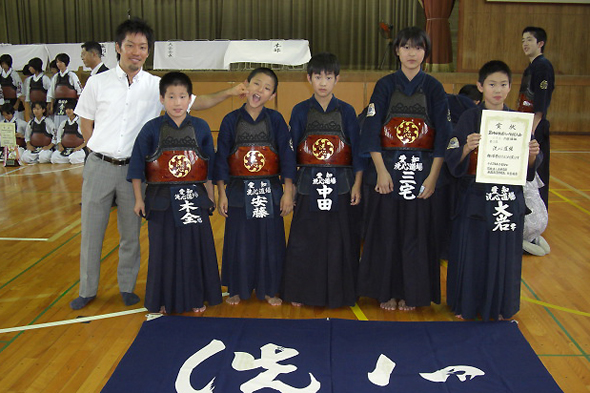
left=395, top=120, right=420, bottom=144
left=168, top=154, right=192, bottom=178
left=540, top=80, right=548, bottom=90
left=312, top=138, right=335, bottom=160
left=244, top=150, right=266, bottom=172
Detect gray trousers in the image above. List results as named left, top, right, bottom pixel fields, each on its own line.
left=78, top=153, right=142, bottom=297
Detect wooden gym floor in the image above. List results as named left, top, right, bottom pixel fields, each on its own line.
left=0, top=135, right=589, bottom=392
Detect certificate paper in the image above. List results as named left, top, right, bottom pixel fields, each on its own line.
left=476, top=110, right=534, bottom=186
left=0, top=122, right=16, bottom=147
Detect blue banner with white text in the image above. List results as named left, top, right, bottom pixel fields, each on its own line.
left=102, top=317, right=562, bottom=393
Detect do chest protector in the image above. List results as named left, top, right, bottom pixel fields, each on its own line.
left=146, top=122, right=208, bottom=185
left=30, top=120, right=52, bottom=147
left=228, top=115, right=280, bottom=178
left=296, top=107, right=352, bottom=167
left=380, top=86, right=435, bottom=151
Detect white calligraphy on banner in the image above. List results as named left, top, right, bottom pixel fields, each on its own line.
left=175, top=341, right=485, bottom=393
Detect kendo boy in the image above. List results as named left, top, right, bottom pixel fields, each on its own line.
left=282, top=52, right=364, bottom=308
left=445, top=60, right=541, bottom=321
left=214, top=67, right=296, bottom=306
left=518, top=26, right=554, bottom=211
left=128, top=72, right=221, bottom=314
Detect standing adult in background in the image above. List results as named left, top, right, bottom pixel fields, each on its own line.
left=81, top=41, right=109, bottom=77
left=518, top=26, right=554, bottom=211
left=71, top=17, right=247, bottom=310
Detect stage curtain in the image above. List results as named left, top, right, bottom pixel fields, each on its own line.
left=421, top=0, right=455, bottom=72
left=0, top=0, right=421, bottom=70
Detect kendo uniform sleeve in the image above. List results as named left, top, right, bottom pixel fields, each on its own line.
left=425, top=76, right=453, bottom=158
left=192, top=116, right=216, bottom=180
left=212, top=112, right=236, bottom=184
left=445, top=107, right=480, bottom=179
left=127, top=117, right=160, bottom=183
left=270, top=110, right=296, bottom=181
left=359, top=74, right=395, bottom=157
left=340, top=100, right=366, bottom=173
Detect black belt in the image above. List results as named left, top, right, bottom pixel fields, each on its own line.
left=94, top=152, right=130, bottom=166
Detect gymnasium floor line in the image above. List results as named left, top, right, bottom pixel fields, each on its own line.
left=0, top=163, right=83, bottom=177
left=522, top=279, right=590, bottom=363
left=0, top=231, right=80, bottom=291
left=550, top=175, right=590, bottom=202
left=0, top=244, right=120, bottom=355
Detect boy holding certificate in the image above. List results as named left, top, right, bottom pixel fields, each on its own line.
left=444, top=60, right=540, bottom=321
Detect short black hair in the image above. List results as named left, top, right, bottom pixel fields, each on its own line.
left=247, top=67, right=278, bottom=94
left=64, top=100, right=77, bottom=110
left=478, top=60, right=512, bottom=85
left=115, top=17, right=154, bottom=60
left=31, top=101, right=47, bottom=113
left=28, top=58, right=44, bottom=73
left=458, top=84, right=482, bottom=102
left=49, top=60, right=58, bottom=70
left=522, top=26, right=547, bottom=52
left=55, top=53, right=70, bottom=66
left=393, top=26, right=431, bottom=61
left=307, top=52, right=340, bottom=77
left=81, top=41, right=103, bottom=57
left=159, top=71, right=192, bottom=97
left=22, top=64, right=32, bottom=76
left=0, top=54, right=13, bottom=68
left=1, top=102, right=15, bottom=115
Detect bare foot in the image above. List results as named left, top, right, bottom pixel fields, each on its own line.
left=265, top=296, right=282, bottom=306
left=192, top=305, right=206, bottom=313
left=291, top=302, right=302, bottom=307
left=380, top=298, right=397, bottom=311
left=159, top=306, right=167, bottom=314
left=397, top=299, right=415, bottom=311
left=455, top=314, right=464, bottom=320
left=226, top=295, right=241, bottom=305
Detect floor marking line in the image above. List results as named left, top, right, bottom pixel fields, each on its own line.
left=0, top=308, right=148, bottom=334
left=521, top=280, right=589, bottom=361
left=550, top=176, right=590, bottom=202
left=550, top=190, right=590, bottom=216
left=1, top=164, right=83, bottom=177
left=48, top=217, right=82, bottom=242
left=0, top=165, right=27, bottom=177
left=0, top=231, right=80, bottom=291
left=350, top=303, right=369, bottom=321
left=0, top=237, right=49, bottom=241
left=522, top=297, right=590, bottom=317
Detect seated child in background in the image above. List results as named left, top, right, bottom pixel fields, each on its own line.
left=21, top=101, right=55, bottom=164
left=51, top=101, right=86, bottom=164
left=127, top=71, right=221, bottom=314
left=282, top=52, right=364, bottom=308
left=445, top=60, right=541, bottom=321
left=214, top=67, right=296, bottom=306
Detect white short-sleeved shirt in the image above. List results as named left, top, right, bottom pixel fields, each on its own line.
left=75, top=64, right=163, bottom=159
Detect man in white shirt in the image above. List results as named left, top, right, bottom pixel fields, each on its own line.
left=81, top=41, right=109, bottom=77
left=71, top=17, right=247, bottom=310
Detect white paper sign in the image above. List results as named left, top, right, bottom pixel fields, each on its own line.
left=476, top=110, right=534, bottom=186
left=0, top=122, right=16, bottom=147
